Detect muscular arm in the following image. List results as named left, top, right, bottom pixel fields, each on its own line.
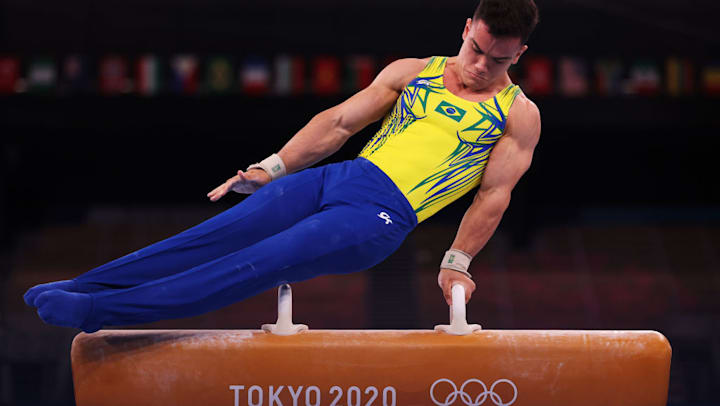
left=450, top=96, right=541, bottom=256
left=278, top=58, right=427, bottom=173
left=437, top=95, right=541, bottom=305
left=208, top=58, right=427, bottom=201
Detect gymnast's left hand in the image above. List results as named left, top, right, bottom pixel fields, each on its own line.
left=438, top=268, right=476, bottom=306
left=207, top=169, right=271, bottom=201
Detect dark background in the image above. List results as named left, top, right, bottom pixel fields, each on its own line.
left=1, top=0, right=719, bottom=405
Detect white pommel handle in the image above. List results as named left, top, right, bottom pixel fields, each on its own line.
left=261, top=284, right=308, bottom=335
left=434, top=284, right=482, bottom=336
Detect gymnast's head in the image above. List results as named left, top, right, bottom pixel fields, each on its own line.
left=457, top=0, right=539, bottom=88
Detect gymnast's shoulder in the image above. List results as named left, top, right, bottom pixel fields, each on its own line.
left=506, top=90, right=541, bottom=141
left=373, top=57, right=430, bottom=92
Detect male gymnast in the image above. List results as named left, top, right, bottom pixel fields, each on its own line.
left=24, top=0, right=541, bottom=333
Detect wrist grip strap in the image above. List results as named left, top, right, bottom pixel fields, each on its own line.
left=247, top=153, right=287, bottom=181
left=441, top=249, right=473, bottom=279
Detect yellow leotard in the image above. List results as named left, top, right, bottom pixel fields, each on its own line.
left=359, top=56, right=522, bottom=223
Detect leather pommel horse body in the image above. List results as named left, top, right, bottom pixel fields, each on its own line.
left=71, top=285, right=671, bottom=406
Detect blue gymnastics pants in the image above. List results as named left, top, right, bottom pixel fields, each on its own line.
left=59, top=158, right=417, bottom=331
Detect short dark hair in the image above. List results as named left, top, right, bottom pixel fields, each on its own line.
left=472, top=0, right=540, bottom=44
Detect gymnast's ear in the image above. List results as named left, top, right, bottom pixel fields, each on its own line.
left=462, top=18, right=473, bottom=41
left=512, top=45, right=529, bottom=65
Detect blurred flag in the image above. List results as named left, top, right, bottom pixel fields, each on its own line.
left=701, top=63, right=720, bottom=96
left=169, top=55, right=199, bottom=94
left=205, top=56, right=234, bottom=94
left=665, top=57, right=694, bottom=97
left=312, top=56, right=341, bottom=96
left=558, top=57, right=588, bottom=97
left=344, top=55, right=375, bottom=93
left=27, top=57, right=57, bottom=93
left=522, top=56, right=553, bottom=96
left=273, top=55, right=307, bottom=95
left=241, top=57, right=270, bottom=95
left=99, top=55, right=129, bottom=95
left=289, top=56, right=307, bottom=95
left=274, top=55, right=292, bottom=96
left=0, top=56, right=20, bottom=94
left=595, top=59, right=623, bottom=96
left=136, top=55, right=161, bottom=96
left=60, top=55, right=89, bottom=94
left=273, top=54, right=304, bottom=96
left=627, top=60, right=660, bottom=96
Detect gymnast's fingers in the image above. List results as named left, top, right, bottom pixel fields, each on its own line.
left=454, top=279, right=475, bottom=304
left=208, top=181, right=227, bottom=198
left=209, top=182, right=230, bottom=201
left=465, top=279, right=476, bottom=304
left=207, top=184, right=223, bottom=197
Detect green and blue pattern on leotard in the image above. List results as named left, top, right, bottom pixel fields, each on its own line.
left=359, top=56, right=522, bottom=223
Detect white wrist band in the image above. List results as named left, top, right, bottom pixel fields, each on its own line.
left=247, top=153, right=287, bottom=181
left=441, top=249, right=473, bottom=279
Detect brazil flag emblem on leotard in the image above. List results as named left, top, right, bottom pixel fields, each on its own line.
left=435, top=100, right=467, bottom=123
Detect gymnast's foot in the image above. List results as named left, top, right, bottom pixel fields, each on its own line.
left=23, top=280, right=79, bottom=307
left=35, top=290, right=101, bottom=333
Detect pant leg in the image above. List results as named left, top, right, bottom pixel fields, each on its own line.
left=78, top=202, right=413, bottom=331
left=73, top=167, right=325, bottom=291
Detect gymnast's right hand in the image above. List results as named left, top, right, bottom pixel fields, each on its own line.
left=207, top=168, right=271, bottom=201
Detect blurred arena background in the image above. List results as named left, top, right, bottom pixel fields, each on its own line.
left=1, top=0, right=719, bottom=404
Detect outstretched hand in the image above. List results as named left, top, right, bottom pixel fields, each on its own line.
left=207, top=169, right=271, bottom=201
left=438, top=268, right=476, bottom=306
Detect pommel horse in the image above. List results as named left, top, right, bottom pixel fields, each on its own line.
left=71, top=284, right=671, bottom=406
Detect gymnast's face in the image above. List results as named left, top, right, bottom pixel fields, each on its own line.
left=457, top=18, right=527, bottom=89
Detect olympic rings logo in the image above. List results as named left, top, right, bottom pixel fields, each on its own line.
left=429, top=378, right=518, bottom=406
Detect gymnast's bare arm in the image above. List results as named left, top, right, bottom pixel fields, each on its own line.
left=437, top=93, right=541, bottom=305
left=207, top=58, right=429, bottom=202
